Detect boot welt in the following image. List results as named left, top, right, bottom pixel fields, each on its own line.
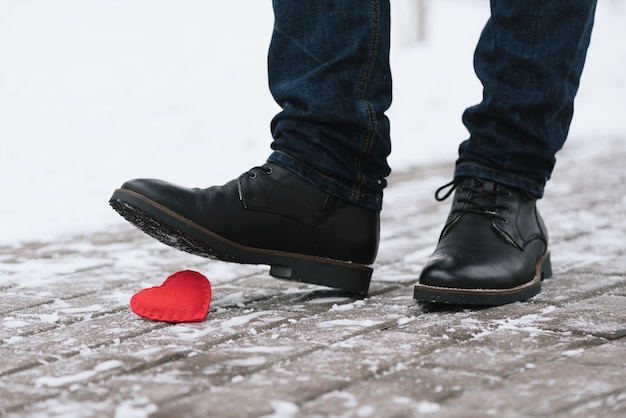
left=413, top=253, right=552, bottom=306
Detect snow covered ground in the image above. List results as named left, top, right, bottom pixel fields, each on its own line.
left=1, top=0, right=624, bottom=245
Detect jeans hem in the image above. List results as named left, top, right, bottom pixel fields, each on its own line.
left=268, top=151, right=383, bottom=211
left=454, top=162, right=545, bottom=198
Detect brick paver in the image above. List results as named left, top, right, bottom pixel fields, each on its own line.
left=1, top=138, right=625, bottom=417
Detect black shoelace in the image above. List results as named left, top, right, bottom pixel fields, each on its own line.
left=435, top=179, right=512, bottom=222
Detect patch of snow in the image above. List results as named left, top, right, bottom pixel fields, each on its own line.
left=231, top=375, right=245, bottom=383
left=4, top=335, right=24, bottom=344
left=331, top=303, right=355, bottom=311
left=305, top=297, right=351, bottom=305
left=397, top=316, right=416, bottom=326
left=35, top=360, right=123, bottom=388
left=260, top=400, right=300, bottom=418
left=114, top=399, right=159, bottom=418
left=225, top=356, right=268, bottom=367
left=220, top=311, right=272, bottom=333
left=316, top=319, right=380, bottom=328
left=94, top=360, right=124, bottom=372
left=166, top=324, right=220, bottom=341
left=562, top=348, right=585, bottom=357
left=235, top=346, right=295, bottom=354
left=39, top=312, right=60, bottom=323
left=356, top=405, right=375, bottom=417
left=416, top=401, right=441, bottom=414
left=2, top=318, right=30, bottom=328
left=35, top=370, right=98, bottom=388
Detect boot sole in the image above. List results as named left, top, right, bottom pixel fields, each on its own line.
left=413, top=252, right=552, bottom=306
left=109, top=188, right=372, bottom=294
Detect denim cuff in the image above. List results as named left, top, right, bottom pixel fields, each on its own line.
left=268, top=152, right=383, bottom=211
left=454, top=162, right=545, bottom=198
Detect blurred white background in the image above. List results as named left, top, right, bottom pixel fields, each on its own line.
left=1, top=0, right=624, bottom=244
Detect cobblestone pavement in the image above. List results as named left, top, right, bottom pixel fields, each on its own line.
left=1, top=139, right=625, bottom=418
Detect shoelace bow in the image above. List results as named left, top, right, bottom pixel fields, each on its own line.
left=435, top=179, right=512, bottom=222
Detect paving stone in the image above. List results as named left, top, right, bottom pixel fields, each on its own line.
left=0, top=345, right=63, bottom=377
left=300, top=366, right=506, bottom=418
left=564, top=390, right=626, bottom=418
left=0, top=292, right=54, bottom=316
left=416, top=328, right=600, bottom=375
left=539, top=295, right=626, bottom=339
left=439, top=352, right=626, bottom=417
left=533, top=272, right=626, bottom=304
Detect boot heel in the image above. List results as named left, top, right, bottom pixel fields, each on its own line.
left=540, top=251, right=552, bottom=280
left=270, top=259, right=372, bottom=295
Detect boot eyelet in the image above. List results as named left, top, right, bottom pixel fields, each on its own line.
left=249, top=172, right=257, bottom=179
left=264, top=167, right=273, bottom=175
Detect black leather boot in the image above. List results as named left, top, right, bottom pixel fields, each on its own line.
left=109, top=163, right=379, bottom=294
left=414, top=177, right=552, bottom=305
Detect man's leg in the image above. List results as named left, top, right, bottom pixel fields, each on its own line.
left=268, top=0, right=392, bottom=211
left=415, top=0, right=597, bottom=305
left=109, top=1, right=392, bottom=294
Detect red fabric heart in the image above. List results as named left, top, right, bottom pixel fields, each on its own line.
left=130, top=270, right=211, bottom=323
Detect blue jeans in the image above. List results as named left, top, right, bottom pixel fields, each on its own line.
left=267, top=0, right=597, bottom=210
